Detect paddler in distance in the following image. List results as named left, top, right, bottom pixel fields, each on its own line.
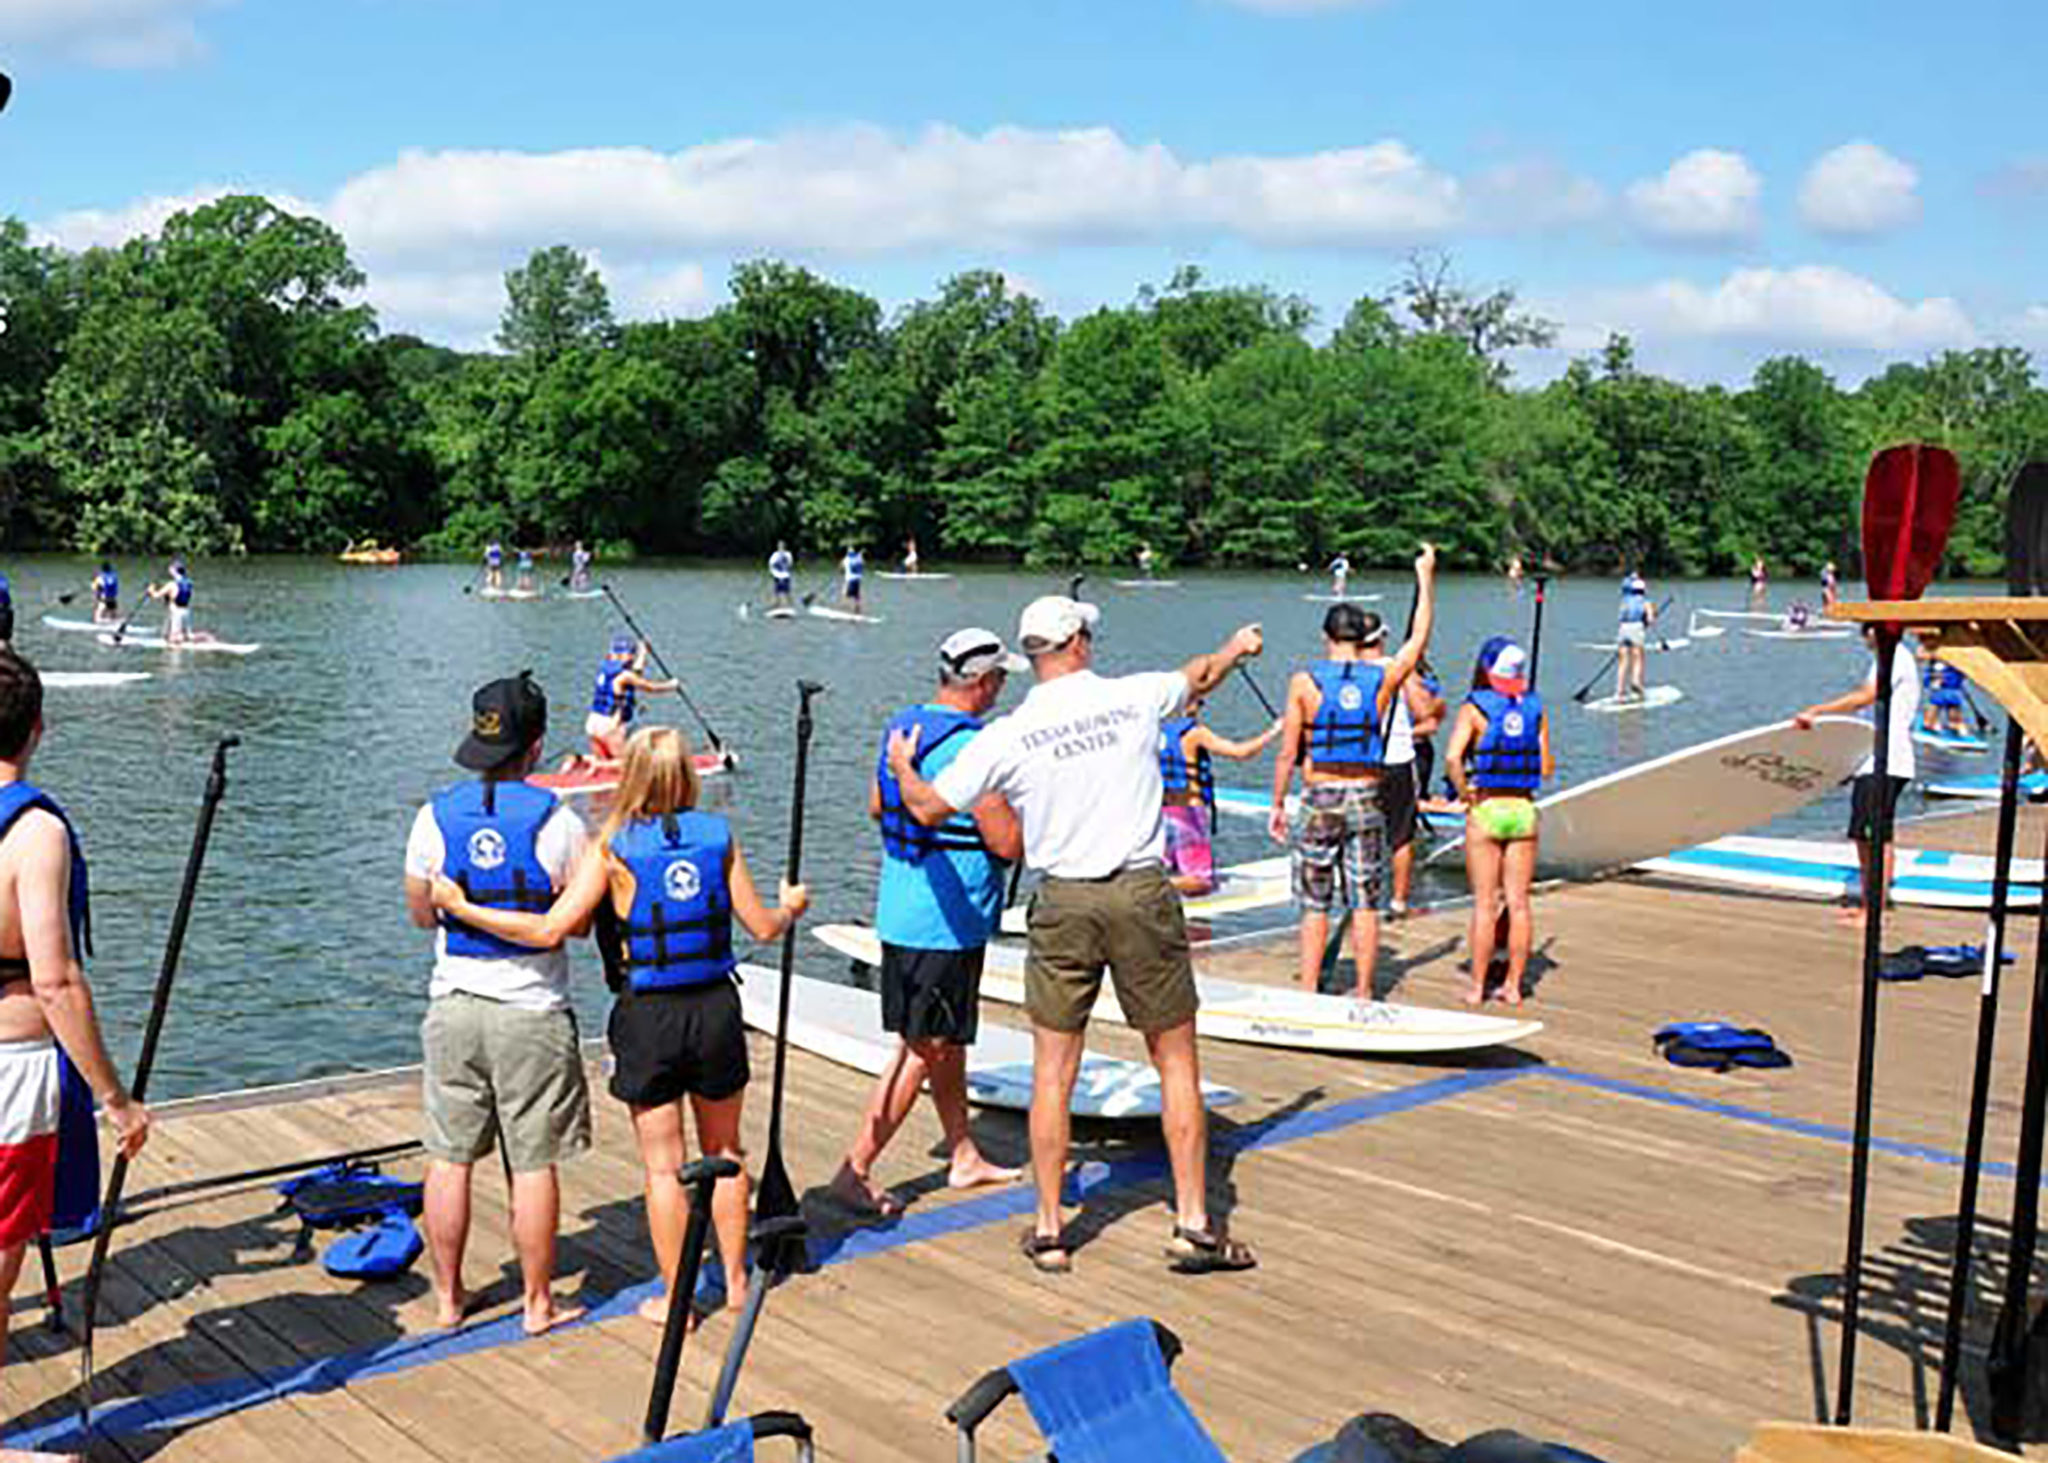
left=514, top=548, right=537, bottom=597
left=89, top=561, right=119, bottom=625
left=568, top=541, right=593, bottom=593
left=1613, top=566, right=1654, bottom=702
left=768, top=541, right=795, bottom=613
left=483, top=541, right=505, bottom=593
left=841, top=543, right=866, bottom=612
left=145, top=557, right=195, bottom=645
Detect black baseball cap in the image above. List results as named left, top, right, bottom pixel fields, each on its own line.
left=455, top=671, right=547, bottom=771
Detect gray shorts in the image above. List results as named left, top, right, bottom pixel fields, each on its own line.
left=1291, top=782, right=1387, bottom=914
left=1616, top=622, right=1647, bottom=647
left=422, top=992, right=592, bottom=1173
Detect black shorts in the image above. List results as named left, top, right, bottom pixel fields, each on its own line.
left=0, top=606, right=15, bottom=643
left=606, top=979, right=749, bottom=1107
left=880, top=943, right=983, bottom=1045
left=1847, top=774, right=1911, bottom=843
left=1378, top=761, right=1419, bottom=851
left=1413, top=739, right=1437, bottom=802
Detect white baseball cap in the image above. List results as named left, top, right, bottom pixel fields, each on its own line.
left=938, top=628, right=1028, bottom=678
left=1017, top=595, right=1101, bottom=654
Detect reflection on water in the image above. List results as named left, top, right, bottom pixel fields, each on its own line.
left=10, top=557, right=1909, bottom=1098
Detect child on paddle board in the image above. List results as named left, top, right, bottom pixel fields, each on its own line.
left=90, top=562, right=118, bottom=624
left=583, top=635, right=679, bottom=768
left=1445, top=637, right=1552, bottom=1005
left=431, top=726, right=809, bottom=1321
left=1160, top=696, right=1282, bottom=897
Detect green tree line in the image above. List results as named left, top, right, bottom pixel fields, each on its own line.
left=1, top=196, right=2041, bottom=573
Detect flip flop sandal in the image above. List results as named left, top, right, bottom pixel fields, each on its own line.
left=1019, top=1228, right=1071, bottom=1275
left=1166, top=1224, right=1258, bottom=1274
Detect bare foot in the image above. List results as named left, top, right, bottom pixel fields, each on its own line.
left=1461, top=986, right=1486, bottom=1007
left=523, top=1297, right=586, bottom=1336
left=1834, top=904, right=1865, bottom=928
left=948, top=1154, right=1024, bottom=1191
left=828, top=1160, right=900, bottom=1216
left=1499, top=987, right=1524, bottom=1007
left=434, top=1287, right=469, bottom=1330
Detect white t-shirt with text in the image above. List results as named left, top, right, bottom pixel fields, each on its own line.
left=932, top=669, right=1188, bottom=880
left=405, top=798, right=589, bottom=1011
left=1854, top=649, right=1921, bottom=781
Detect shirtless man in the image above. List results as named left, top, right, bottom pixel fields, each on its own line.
left=0, top=650, right=149, bottom=1369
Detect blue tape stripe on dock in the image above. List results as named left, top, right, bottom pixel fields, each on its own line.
left=6, top=1067, right=1522, bottom=1452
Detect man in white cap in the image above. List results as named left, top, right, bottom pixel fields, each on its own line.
left=886, top=596, right=1264, bottom=1276
left=831, top=630, right=1028, bottom=1215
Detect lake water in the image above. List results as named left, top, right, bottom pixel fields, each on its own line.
left=13, top=557, right=1921, bottom=1099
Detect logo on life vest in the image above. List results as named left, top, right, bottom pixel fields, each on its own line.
left=1502, top=711, right=1526, bottom=738
left=468, top=829, right=507, bottom=870
left=663, top=859, right=702, bottom=903
left=1338, top=684, right=1365, bottom=712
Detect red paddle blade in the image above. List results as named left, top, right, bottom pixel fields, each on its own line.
left=1862, top=444, right=1960, bottom=602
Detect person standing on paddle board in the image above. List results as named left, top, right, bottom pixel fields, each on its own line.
left=145, top=558, right=195, bottom=645
left=830, top=629, right=1029, bottom=1217
left=841, top=544, right=866, bottom=610
left=1361, top=629, right=1446, bottom=919
left=903, top=537, right=921, bottom=576
left=1137, top=542, right=1157, bottom=580
left=1505, top=554, right=1524, bottom=597
left=1821, top=560, right=1840, bottom=612
left=568, top=541, right=593, bottom=593
left=1268, top=546, right=1438, bottom=998
left=1749, top=555, right=1769, bottom=606
left=90, top=561, right=119, bottom=625
left=0, top=651, right=149, bottom=1370
left=768, top=542, right=795, bottom=612
left=1917, top=646, right=1970, bottom=737
left=1793, top=629, right=1920, bottom=920
left=1160, top=696, right=1282, bottom=897
left=585, top=635, right=679, bottom=768
left=885, top=595, right=1266, bottom=1277
left=1614, top=569, right=1654, bottom=702
left=1445, top=638, right=1552, bottom=1005
left=483, top=541, right=505, bottom=593
left=514, top=548, right=536, bottom=596
left=433, top=725, right=809, bottom=1323
left=1327, top=554, right=1351, bottom=600
left=404, top=672, right=591, bottom=1335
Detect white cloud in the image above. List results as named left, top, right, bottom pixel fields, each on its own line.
left=1569, top=266, right=1975, bottom=354
left=0, top=0, right=226, bottom=67
left=1798, top=142, right=1921, bottom=238
left=1467, top=158, right=1607, bottom=232
left=1624, top=149, right=1762, bottom=246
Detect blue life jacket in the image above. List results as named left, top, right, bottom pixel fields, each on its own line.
left=609, top=811, right=736, bottom=991
left=0, top=783, right=100, bottom=1236
left=876, top=705, right=988, bottom=863
left=517, top=552, right=532, bottom=571
left=1467, top=688, right=1545, bottom=793
left=844, top=552, right=864, bottom=581
left=1158, top=716, right=1215, bottom=808
left=1619, top=577, right=1648, bottom=624
left=1305, top=660, right=1385, bottom=767
left=94, top=570, right=117, bottom=605
left=591, top=661, right=637, bottom=721
left=769, top=552, right=793, bottom=581
left=486, top=544, right=503, bottom=568
left=171, top=571, right=192, bottom=608
left=0, top=574, right=12, bottom=610
left=431, top=780, right=558, bottom=959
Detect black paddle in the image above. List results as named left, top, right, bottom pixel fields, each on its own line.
left=1938, top=460, right=2048, bottom=1431
left=1, top=73, right=13, bottom=115
left=639, top=1156, right=740, bottom=1444
left=601, top=584, right=735, bottom=770
left=1571, top=595, right=1675, bottom=704
left=77, top=736, right=238, bottom=1433
left=1834, top=444, right=1960, bottom=1425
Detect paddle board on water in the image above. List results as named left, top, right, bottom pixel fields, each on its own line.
left=875, top=571, right=954, bottom=581
left=563, top=588, right=605, bottom=601
left=997, top=854, right=1293, bottom=935
left=1636, top=835, right=2044, bottom=910
left=1302, top=593, right=1383, bottom=603
left=1576, top=639, right=1691, bottom=652
left=1582, top=686, right=1686, bottom=714
left=1696, top=609, right=1785, bottom=624
left=531, top=751, right=729, bottom=798
left=96, top=631, right=261, bottom=655
left=1925, top=771, right=2048, bottom=800
left=42, top=615, right=120, bottom=635
left=1113, top=580, right=1181, bottom=589
left=1744, top=627, right=1851, bottom=642
left=806, top=604, right=885, bottom=624
left=44, top=671, right=151, bottom=688
left=1428, top=716, right=1870, bottom=880
left=1913, top=728, right=1990, bottom=754
left=765, top=606, right=798, bottom=620
left=815, top=925, right=1543, bottom=1055
left=478, top=586, right=542, bottom=602
left=733, top=962, right=1239, bottom=1117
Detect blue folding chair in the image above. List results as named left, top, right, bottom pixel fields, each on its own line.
left=607, top=1410, right=813, bottom=1462
left=946, top=1319, right=1226, bottom=1462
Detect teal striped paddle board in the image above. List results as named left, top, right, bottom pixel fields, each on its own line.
left=1636, top=835, right=2042, bottom=910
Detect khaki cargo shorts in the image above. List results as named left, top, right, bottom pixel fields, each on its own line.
left=422, top=992, right=592, bottom=1173
left=1024, top=865, right=1197, bottom=1035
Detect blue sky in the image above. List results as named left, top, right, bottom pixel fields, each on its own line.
left=4, top=0, right=2044, bottom=383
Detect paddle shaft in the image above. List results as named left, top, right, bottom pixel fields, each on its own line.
left=1935, top=714, right=2025, bottom=1429
left=1527, top=576, right=1548, bottom=686
left=1237, top=665, right=1279, bottom=721
left=601, top=584, right=728, bottom=758
left=76, top=736, right=238, bottom=1430
left=1990, top=815, right=2048, bottom=1438
left=705, top=1259, right=773, bottom=1427
left=640, top=1160, right=732, bottom=1444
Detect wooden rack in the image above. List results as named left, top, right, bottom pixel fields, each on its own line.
left=1829, top=597, right=2048, bottom=746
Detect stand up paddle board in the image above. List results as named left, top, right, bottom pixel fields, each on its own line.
left=806, top=604, right=884, bottom=624
left=815, top=925, right=1542, bottom=1055
left=45, top=671, right=151, bottom=688
left=1925, top=771, right=2048, bottom=800
left=1636, top=835, right=2044, bottom=911
left=1428, top=716, right=1870, bottom=880
left=1576, top=639, right=1690, bottom=653
left=96, top=631, right=261, bottom=655
left=563, top=588, right=605, bottom=601
left=734, top=963, right=1238, bottom=1117
left=42, top=615, right=122, bottom=635
left=1582, top=686, right=1685, bottom=714
left=1113, top=580, right=1181, bottom=589
left=532, top=752, right=729, bottom=799
left=876, top=571, right=954, bottom=581
left=1302, top=593, right=1383, bottom=603
left=1696, top=609, right=1784, bottom=624
left=478, top=586, right=542, bottom=602
left=1745, top=627, right=1851, bottom=642
left=998, top=854, right=1293, bottom=935
left=1913, top=727, right=1990, bottom=754
left=766, top=606, right=798, bottom=620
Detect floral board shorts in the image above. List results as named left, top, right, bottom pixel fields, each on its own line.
left=1290, top=782, right=1386, bottom=914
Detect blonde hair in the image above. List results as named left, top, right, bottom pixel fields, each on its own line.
left=598, top=726, right=701, bottom=849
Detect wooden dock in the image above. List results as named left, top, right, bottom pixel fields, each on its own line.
left=8, top=807, right=2048, bottom=1460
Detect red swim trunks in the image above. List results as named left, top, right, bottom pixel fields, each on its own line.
left=0, top=1038, right=61, bottom=1248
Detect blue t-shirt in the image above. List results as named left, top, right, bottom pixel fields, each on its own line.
left=875, top=710, right=1006, bottom=951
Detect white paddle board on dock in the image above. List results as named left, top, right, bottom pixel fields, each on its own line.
left=1635, top=836, right=2043, bottom=910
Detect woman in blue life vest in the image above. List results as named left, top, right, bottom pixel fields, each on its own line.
left=1445, top=637, right=1553, bottom=1007
left=90, top=562, right=119, bottom=624
left=583, top=635, right=679, bottom=766
left=1161, top=696, right=1281, bottom=896
left=484, top=542, right=505, bottom=592
left=431, top=726, right=809, bottom=1323
left=145, top=559, right=195, bottom=644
